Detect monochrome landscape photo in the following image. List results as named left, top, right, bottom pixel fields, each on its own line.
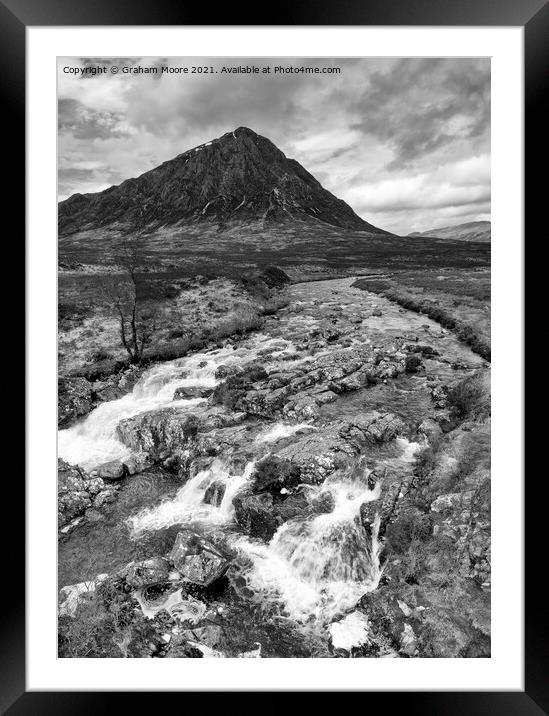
left=57, top=57, right=491, bottom=659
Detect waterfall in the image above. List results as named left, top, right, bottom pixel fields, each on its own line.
left=58, top=345, right=242, bottom=470
left=128, top=459, right=256, bottom=535
left=58, top=335, right=297, bottom=471
left=233, top=478, right=383, bottom=623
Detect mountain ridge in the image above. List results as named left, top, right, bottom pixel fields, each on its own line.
left=59, top=126, right=389, bottom=236
left=408, top=221, right=490, bottom=243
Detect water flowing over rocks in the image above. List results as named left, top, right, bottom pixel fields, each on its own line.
left=58, top=277, right=490, bottom=658
left=58, top=366, right=145, bottom=428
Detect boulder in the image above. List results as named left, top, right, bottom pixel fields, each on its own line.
left=173, top=386, right=213, bottom=400
left=58, top=574, right=108, bottom=617
left=178, top=624, right=226, bottom=652
left=210, top=365, right=269, bottom=411
left=92, top=379, right=123, bottom=403
left=123, top=452, right=151, bottom=475
left=203, top=480, right=226, bottom=507
left=84, top=508, right=105, bottom=522
left=58, top=376, right=93, bottom=427
left=214, top=364, right=242, bottom=380
left=252, top=455, right=302, bottom=492
left=93, top=489, right=117, bottom=508
left=124, top=557, right=171, bottom=588
left=405, top=344, right=439, bottom=357
left=93, top=459, right=126, bottom=481
left=273, top=491, right=310, bottom=524
left=199, top=407, right=248, bottom=430
left=169, top=530, right=230, bottom=586
left=399, top=623, right=418, bottom=657
left=233, top=492, right=279, bottom=541
left=116, top=408, right=200, bottom=461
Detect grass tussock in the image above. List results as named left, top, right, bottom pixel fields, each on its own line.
left=211, top=365, right=268, bottom=410
left=446, top=372, right=490, bottom=422
left=58, top=578, right=157, bottom=658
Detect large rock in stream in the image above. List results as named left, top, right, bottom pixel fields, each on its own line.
left=169, top=530, right=231, bottom=586
left=269, top=411, right=406, bottom=485
left=233, top=490, right=312, bottom=541
left=116, top=406, right=249, bottom=463
left=116, top=408, right=200, bottom=461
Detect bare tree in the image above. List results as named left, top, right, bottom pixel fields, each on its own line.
left=105, top=238, right=158, bottom=364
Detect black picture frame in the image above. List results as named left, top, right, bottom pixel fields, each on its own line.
left=7, top=0, right=545, bottom=711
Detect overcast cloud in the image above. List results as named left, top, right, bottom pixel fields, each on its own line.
left=58, top=57, right=490, bottom=235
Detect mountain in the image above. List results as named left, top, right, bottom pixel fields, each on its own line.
left=408, top=221, right=490, bottom=243
left=58, top=126, right=388, bottom=236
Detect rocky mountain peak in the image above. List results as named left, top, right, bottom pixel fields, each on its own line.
left=58, top=127, right=389, bottom=235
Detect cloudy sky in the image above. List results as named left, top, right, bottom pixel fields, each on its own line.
left=58, top=57, right=490, bottom=234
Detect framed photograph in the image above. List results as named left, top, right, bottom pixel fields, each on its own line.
left=8, top=0, right=545, bottom=709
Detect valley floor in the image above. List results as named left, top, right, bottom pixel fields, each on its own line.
left=58, top=276, right=491, bottom=658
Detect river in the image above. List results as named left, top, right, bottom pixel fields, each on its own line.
left=58, top=277, right=483, bottom=651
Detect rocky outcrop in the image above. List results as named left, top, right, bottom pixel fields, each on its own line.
left=58, top=376, right=93, bottom=427
left=58, top=459, right=117, bottom=530
left=91, top=366, right=144, bottom=403
left=58, top=366, right=144, bottom=428
left=115, top=406, right=252, bottom=474
left=117, top=409, right=200, bottom=462
left=270, top=412, right=405, bottom=485
left=215, top=346, right=408, bottom=421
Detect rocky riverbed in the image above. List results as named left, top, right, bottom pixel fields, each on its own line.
left=58, top=277, right=491, bottom=658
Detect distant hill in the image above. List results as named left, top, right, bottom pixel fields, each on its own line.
left=408, top=221, right=491, bottom=243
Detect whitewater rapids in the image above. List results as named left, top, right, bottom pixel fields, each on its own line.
left=57, top=326, right=422, bottom=632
